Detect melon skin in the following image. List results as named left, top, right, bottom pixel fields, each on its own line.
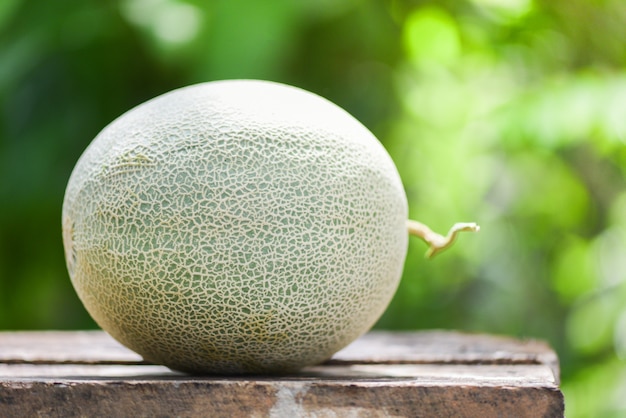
left=62, top=80, right=408, bottom=374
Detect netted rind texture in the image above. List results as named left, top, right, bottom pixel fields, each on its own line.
left=62, top=80, right=408, bottom=374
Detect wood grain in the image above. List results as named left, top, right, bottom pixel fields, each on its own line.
left=0, top=330, right=564, bottom=417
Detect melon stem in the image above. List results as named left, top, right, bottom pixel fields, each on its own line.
left=407, top=220, right=480, bottom=259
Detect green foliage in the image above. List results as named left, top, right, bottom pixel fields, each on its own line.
left=1, top=0, right=625, bottom=415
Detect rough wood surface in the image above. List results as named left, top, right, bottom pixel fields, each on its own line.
left=0, top=330, right=564, bottom=417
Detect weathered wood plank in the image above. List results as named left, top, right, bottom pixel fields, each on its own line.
left=0, top=331, right=565, bottom=417
left=0, top=363, right=555, bottom=384
left=0, top=330, right=558, bottom=367
left=0, top=331, right=145, bottom=364
left=332, top=331, right=560, bottom=380
left=0, top=376, right=563, bottom=418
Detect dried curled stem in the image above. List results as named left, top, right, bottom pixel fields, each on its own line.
left=407, top=220, right=480, bottom=259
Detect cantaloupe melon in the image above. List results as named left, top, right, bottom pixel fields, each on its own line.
left=62, top=79, right=477, bottom=374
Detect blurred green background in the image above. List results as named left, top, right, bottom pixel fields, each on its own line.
left=1, top=0, right=625, bottom=415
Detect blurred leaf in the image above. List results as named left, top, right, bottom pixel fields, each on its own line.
left=567, top=289, right=622, bottom=355
left=191, top=0, right=302, bottom=80
left=551, top=236, right=596, bottom=303
left=495, top=73, right=626, bottom=151
left=0, top=0, right=20, bottom=30
left=562, top=355, right=626, bottom=417
left=403, top=7, right=461, bottom=67
left=470, top=0, right=533, bottom=22
left=121, top=0, right=203, bottom=45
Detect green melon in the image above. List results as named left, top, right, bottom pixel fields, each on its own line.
left=62, top=79, right=476, bottom=374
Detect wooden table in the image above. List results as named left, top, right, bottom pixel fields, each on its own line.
left=0, top=330, right=564, bottom=417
